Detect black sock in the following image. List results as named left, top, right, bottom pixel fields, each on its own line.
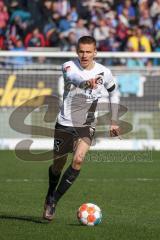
left=46, top=165, right=61, bottom=200
left=53, top=165, right=80, bottom=204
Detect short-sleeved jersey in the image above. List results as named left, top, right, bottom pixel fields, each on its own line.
left=57, top=59, right=116, bottom=127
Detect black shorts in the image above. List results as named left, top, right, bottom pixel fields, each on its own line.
left=54, top=122, right=95, bottom=155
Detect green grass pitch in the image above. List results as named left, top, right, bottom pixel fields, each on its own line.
left=0, top=150, right=160, bottom=240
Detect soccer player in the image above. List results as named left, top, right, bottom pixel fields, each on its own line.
left=43, top=36, right=120, bottom=221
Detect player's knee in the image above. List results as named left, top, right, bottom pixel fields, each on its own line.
left=73, top=153, right=84, bottom=166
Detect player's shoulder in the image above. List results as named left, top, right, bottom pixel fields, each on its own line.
left=62, top=60, right=77, bottom=71
left=95, top=62, right=112, bottom=75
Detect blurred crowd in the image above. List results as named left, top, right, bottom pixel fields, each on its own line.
left=0, top=0, right=160, bottom=58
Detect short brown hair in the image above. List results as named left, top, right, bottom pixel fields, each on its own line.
left=77, top=36, right=96, bottom=48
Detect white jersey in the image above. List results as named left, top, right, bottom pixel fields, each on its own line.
left=57, top=59, right=119, bottom=127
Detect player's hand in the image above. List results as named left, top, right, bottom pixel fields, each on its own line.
left=109, top=122, right=120, bottom=138
left=86, top=77, right=99, bottom=89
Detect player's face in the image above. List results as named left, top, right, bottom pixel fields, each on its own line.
left=77, top=43, right=97, bottom=69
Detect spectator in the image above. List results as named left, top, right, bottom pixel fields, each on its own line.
left=127, top=26, right=152, bottom=52
left=87, top=22, right=95, bottom=35
left=60, top=31, right=77, bottom=51
left=116, top=14, right=129, bottom=50
left=73, top=18, right=90, bottom=41
left=105, top=11, right=118, bottom=29
left=117, top=0, right=136, bottom=22
left=43, top=22, right=59, bottom=47
left=0, top=0, right=159, bottom=57
left=10, top=7, right=31, bottom=23
left=155, top=14, right=160, bottom=31
left=93, top=19, right=110, bottom=50
left=52, top=0, right=71, bottom=17
left=41, top=0, right=53, bottom=27
left=139, top=8, right=153, bottom=29
left=70, top=6, right=78, bottom=23
left=153, top=32, right=160, bottom=65
left=58, top=13, right=73, bottom=32
left=138, top=0, right=149, bottom=15
left=150, top=0, right=160, bottom=18
left=26, top=0, right=43, bottom=27
left=75, top=1, right=91, bottom=20
left=6, top=15, right=29, bottom=49
left=67, top=31, right=77, bottom=50
left=0, top=1, right=9, bottom=29
left=24, top=27, right=46, bottom=47
left=59, top=0, right=71, bottom=17
left=0, top=33, right=4, bottom=49
left=107, top=29, right=120, bottom=52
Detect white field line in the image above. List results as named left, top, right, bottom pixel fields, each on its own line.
left=1, top=178, right=160, bottom=183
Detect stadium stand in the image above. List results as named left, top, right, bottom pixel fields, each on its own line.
left=0, top=0, right=160, bottom=65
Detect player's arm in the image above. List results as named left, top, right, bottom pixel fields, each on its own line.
left=104, top=70, right=120, bottom=136
left=107, top=84, right=120, bottom=137
left=79, top=78, right=99, bottom=89
left=62, top=64, right=98, bottom=89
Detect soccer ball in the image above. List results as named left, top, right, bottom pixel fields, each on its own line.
left=77, top=203, right=102, bottom=226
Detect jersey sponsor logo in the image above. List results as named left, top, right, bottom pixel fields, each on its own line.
left=96, top=72, right=104, bottom=85
left=98, top=72, right=104, bottom=76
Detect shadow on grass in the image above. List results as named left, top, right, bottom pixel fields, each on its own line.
left=0, top=213, right=49, bottom=224
left=68, top=223, right=85, bottom=227
left=68, top=222, right=104, bottom=227
left=67, top=223, right=87, bottom=228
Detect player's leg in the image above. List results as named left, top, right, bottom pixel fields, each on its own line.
left=51, top=138, right=90, bottom=205
left=43, top=154, right=67, bottom=221
left=45, top=123, right=74, bottom=201
left=45, top=154, right=68, bottom=203
left=72, top=138, right=90, bottom=170
left=43, top=123, right=74, bottom=220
